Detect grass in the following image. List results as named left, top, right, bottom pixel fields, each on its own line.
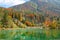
left=0, top=28, right=60, bottom=40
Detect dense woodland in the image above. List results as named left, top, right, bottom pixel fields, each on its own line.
left=0, top=8, right=60, bottom=29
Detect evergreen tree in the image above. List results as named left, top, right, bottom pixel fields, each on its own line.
left=1, top=10, right=8, bottom=28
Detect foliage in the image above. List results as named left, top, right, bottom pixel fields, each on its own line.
left=0, top=7, right=60, bottom=29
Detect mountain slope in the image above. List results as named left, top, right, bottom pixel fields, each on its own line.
left=11, top=0, right=60, bottom=16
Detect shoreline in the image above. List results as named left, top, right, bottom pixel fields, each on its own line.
left=0, top=27, right=59, bottom=30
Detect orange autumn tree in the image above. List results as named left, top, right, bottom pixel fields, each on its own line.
left=28, top=13, right=34, bottom=17
left=44, top=18, right=52, bottom=28
left=25, top=21, right=32, bottom=26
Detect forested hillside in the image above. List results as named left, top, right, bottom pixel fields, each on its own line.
left=0, top=7, right=60, bottom=29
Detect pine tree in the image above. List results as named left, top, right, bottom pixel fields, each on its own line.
left=1, top=10, right=8, bottom=28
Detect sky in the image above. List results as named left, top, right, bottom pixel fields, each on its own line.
left=0, top=0, right=29, bottom=8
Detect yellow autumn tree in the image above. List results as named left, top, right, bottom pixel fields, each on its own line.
left=50, top=20, right=57, bottom=29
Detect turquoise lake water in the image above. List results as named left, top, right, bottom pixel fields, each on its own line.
left=0, top=28, right=60, bottom=40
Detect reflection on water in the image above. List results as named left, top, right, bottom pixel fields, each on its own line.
left=0, top=28, right=60, bottom=40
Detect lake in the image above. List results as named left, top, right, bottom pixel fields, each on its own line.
left=0, top=28, right=60, bottom=40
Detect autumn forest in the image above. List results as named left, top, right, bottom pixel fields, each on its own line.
left=0, top=7, right=60, bottom=29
